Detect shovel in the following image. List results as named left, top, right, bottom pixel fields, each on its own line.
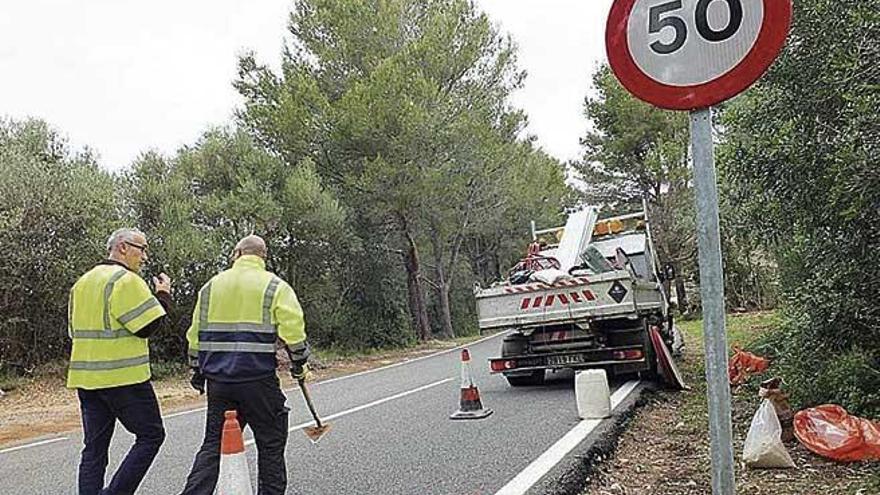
left=297, top=377, right=331, bottom=444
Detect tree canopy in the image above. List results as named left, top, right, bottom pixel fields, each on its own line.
left=719, top=0, right=879, bottom=415
left=0, top=0, right=571, bottom=371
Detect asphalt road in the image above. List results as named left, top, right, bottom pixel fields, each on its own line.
left=0, top=332, right=634, bottom=495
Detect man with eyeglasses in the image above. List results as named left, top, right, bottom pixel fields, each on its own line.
left=67, top=227, right=173, bottom=494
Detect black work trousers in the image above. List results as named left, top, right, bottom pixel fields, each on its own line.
left=180, top=375, right=289, bottom=495
left=77, top=381, right=166, bottom=495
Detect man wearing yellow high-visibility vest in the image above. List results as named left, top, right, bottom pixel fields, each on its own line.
left=180, top=234, right=309, bottom=495
left=67, top=228, right=173, bottom=495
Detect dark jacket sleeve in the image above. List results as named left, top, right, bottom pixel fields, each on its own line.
left=134, top=291, right=173, bottom=339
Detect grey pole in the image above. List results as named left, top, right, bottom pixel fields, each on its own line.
left=690, top=107, right=735, bottom=494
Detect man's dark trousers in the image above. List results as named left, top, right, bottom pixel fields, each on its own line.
left=180, top=375, right=289, bottom=495
left=77, top=381, right=166, bottom=495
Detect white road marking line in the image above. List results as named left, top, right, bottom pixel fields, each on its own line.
left=164, top=407, right=206, bottom=419
left=0, top=436, right=69, bottom=455
left=161, top=330, right=506, bottom=421
left=244, top=377, right=455, bottom=447
left=313, top=330, right=507, bottom=387
left=493, top=380, right=641, bottom=495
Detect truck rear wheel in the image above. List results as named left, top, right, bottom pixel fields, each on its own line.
left=501, top=334, right=527, bottom=356
left=501, top=333, right=545, bottom=386
left=604, top=318, right=659, bottom=381
left=640, top=335, right=660, bottom=381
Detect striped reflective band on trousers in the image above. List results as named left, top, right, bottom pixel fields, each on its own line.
left=197, top=277, right=281, bottom=353
left=69, top=268, right=151, bottom=371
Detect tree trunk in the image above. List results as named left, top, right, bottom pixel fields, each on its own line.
left=492, top=250, right=502, bottom=280
left=647, top=196, right=688, bottom=315
left=431, top=238, right=455, bottom=340
left=403, top=230, right=431, bottom=341
left=437, top=281, right=454, bottom=340
left=674, top=261, right=688, bottom=313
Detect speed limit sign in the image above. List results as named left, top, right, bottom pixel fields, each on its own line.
left=606, top=0, right=792, bottom=109
left=606, top=2, right=792, bottom=494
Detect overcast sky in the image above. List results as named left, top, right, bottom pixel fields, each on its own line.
left=0, top=0, right=613, bottom=171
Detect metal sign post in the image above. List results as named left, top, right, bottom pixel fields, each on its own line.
left=605, top=1, right=793, bottom=493
left=690, top=107, right=734, bottom=494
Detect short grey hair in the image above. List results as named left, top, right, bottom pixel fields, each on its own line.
left=106, top=228, right=145, bottom=252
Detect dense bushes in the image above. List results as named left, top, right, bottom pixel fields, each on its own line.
left=0, top=119, right=119, bottom=370
left=721, top=0, right=879, bottom=416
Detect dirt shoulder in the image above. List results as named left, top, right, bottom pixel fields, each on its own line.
left=0, top=335, right=487, bottom=449
left=582, top=312, right=879, bottom=495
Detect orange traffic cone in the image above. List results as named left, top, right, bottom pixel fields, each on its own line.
left=450, top=349, right=493, bottom=420
left=216, top=410, right=254, bottom=495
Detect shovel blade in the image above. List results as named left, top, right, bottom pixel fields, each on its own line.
left=302, top=423, right=331, bottom=444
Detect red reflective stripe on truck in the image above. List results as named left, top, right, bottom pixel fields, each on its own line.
left=518, top=290, right=600, bottom=311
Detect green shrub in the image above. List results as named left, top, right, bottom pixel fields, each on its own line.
left=751, top=318, right=880, bottom=417
left=0, top=119, right=119, bottom=371
left=150, top=361, right=189, bottom=381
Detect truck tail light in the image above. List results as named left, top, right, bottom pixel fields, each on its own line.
left=490, top=360, right=516, bottom=372
left=612, top=349, right=644, bottom=360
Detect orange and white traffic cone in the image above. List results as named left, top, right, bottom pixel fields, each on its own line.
left=450, top=349, right=493, bottom=420
left=216, top=410, right=254, bottom=495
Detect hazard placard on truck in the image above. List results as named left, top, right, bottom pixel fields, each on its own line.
left=475, top=207, right=681, bottom=387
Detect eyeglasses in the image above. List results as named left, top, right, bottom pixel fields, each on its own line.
left=125, top=241, right=148, bottom=253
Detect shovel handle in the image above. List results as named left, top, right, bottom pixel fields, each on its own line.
left=297, top=378, right=323, bottom=428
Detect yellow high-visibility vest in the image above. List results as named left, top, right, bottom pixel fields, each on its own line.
left=186, top=255, right=306, bottom=381
left=67, top=264, right=165, bottom=389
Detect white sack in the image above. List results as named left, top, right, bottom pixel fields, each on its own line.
left=743, top=399, right=796, bottom=469
left=530, top=269, right=572, bottom=285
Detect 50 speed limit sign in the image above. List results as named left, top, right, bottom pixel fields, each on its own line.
left=606, top=0, right=792, bottom=110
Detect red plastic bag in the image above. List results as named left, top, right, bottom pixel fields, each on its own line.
left=728, top=347, right=770, bottom=386
left=793, top=404, right=880, bottom=462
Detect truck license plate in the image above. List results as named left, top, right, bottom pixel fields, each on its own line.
left=547, top=354, right=584, bottom=366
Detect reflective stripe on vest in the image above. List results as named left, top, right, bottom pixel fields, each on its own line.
left=200, top=322, right=275, bottom=334
left=101, top=269, right=128, bottom=332
left=198, top=277, right=281, bottom=349
left=70, top=269, right=141, bottom=348
left=72, top=329, right=132, bottom=339
left=198, top=342, right=276, bottom=353
left=117, top=298, right=160, bottom=325
left=69, top=355, right=150, bottom=370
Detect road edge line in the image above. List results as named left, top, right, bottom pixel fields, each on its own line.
left=0, top=436, right=69, bottom=455
left=493, top=380, right=641, bottom=495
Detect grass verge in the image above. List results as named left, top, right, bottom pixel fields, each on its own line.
left=582, top=311, right=877, bottom=495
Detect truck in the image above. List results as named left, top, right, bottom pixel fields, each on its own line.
left=475, top=207, right=678, bottom=386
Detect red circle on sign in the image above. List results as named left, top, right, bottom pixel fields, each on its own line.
left=606, top=0, right=792, bottom=110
